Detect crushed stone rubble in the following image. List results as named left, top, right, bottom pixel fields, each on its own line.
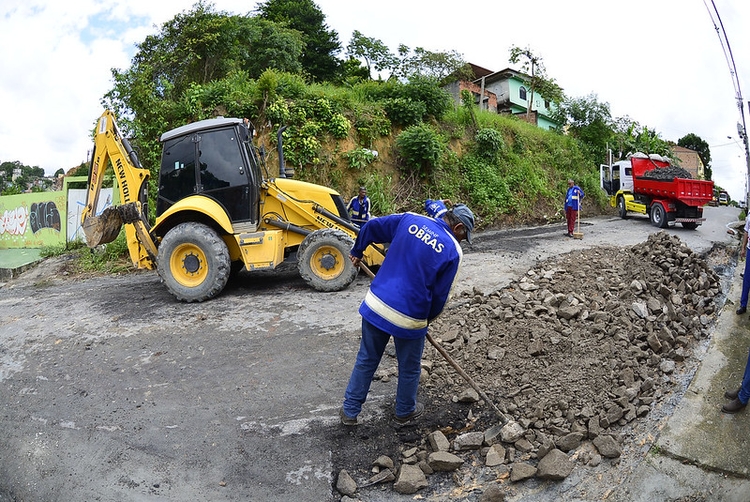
left=338, top=231, right=723, bottom=500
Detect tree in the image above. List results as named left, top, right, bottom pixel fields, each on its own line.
left=611, top=117, right=673, bottom=159
left=678, top=133, right=712, bottom=180
left=256, top=0, right=341, bottom=82
left=346, top=30, right=397, bottom=79
left=508, top=46, right=564, bottom=117
left=395, top=45, right=470, bottom=84
left=554, top=94, right=614, bottom=163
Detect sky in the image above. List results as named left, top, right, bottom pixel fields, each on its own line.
left=1, top=0, right=749, bottom=200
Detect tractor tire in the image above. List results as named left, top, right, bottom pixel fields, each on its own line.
left=650, top=203, right=669, bottom=229
left=297, top=229, right=357, bottom=292
left=617, top=196, right=628, bottom=219
left=157, top=222, right=231, bottom=302
left=681, top=222, right=699, bottom=230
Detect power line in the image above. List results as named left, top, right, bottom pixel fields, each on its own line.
left=704, top=0, right=750, bottom=201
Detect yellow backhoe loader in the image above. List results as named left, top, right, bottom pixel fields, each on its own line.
left=81, top=110, right=382, bottom=302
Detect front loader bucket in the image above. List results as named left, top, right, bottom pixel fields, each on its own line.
left=82, top=206, right=124, bottom=247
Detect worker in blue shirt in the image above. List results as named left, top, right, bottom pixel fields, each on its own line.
left=346, top=187, right=371, bottom=228
left=564, top=179, right=584, bottom=237
left=340, top=204, right=475, bottom=426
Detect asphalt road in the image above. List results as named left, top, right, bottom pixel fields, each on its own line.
left=0, top=205, right=742, bottom=501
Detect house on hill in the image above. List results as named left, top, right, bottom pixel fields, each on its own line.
left=444, top=63, right=560, bottom=130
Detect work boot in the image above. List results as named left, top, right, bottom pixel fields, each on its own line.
left=721, top=398, right=748, bottom=414
left=339, top=407, right=358, bottom=426
left=737, top=306, right=747, bottom=315
left=725, top=387, right=741, bottom=400
left=394, top=402, right=424, bottom=424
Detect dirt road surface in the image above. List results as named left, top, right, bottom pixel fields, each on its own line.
left=0, top=206, right=741, bottom=501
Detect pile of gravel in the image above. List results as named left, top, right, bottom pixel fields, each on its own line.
left=641, top=165, right=694, bottom=180
left=338, top=232, right=722, bottom=500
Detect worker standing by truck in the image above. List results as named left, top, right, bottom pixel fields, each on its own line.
left=564, top=179, right=584, bottom=237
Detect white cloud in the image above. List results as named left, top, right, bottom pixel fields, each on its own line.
left=1, top=0, right=748, bottom=202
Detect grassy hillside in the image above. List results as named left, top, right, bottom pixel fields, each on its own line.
left=253, top=80, right=605, bottom=231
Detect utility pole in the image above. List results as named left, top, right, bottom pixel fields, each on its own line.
left=705, top=1, right=750, bottom=207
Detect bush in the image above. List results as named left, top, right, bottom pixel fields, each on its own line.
left=474, top=128, right=505, bottom=160
left=396, top=124, right=444, bottom=177
left=382, top=98, right=426, bottom=128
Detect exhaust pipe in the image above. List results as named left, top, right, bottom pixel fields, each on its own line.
left=276, top=126, right=294, bottom=178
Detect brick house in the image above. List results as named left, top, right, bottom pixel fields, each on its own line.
left=443, top=64, right=560, bottom=130
left=672, top=145, right=705, bottom=180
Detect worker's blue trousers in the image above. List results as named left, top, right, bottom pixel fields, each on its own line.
left=737, top=347, right=750, bottom=405
left=741, top=256, right=750, bottom=308
left=343, top=318, right=424, bottom=418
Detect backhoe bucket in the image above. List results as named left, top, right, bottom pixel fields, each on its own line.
left=82, top=206, right=124, bottom=247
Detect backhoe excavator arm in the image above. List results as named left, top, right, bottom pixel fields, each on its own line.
left=81, top=110, right=157, bottom=269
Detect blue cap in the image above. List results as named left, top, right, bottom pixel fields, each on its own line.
left=451, top=204, right=475, bottom=244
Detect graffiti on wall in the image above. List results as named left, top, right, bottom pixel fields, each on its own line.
left=29, top=202, right=61, bottom=233
left=0, top=206, right=30, bottom=236
left=0, top=202, right=61, bottom=237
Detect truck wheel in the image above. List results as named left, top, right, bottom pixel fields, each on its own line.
left=681, top=222, right=699, bottom=230
left=158, top=222, right=231, bottom=302
left=650, top=203, right=669, bottom=229
left=617, top=196, right=628, bottom=219
left=297, top=229, right=357, bottom=292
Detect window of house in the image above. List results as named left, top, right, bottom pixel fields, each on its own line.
left=544, top=100, right=550, bottom=109
left=519, top=86, right=527, bottom=100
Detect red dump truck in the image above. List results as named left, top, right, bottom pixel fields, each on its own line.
left=600, top=152, right=714, bottom=229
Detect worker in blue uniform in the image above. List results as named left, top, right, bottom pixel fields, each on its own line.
left=340, top=204, right=475, bottom=425
left=346, top=187, right=371, bottom=228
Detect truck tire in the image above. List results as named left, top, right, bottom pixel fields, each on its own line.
left=157, top=222, right=231, bottom=302
left=297, top=229, right=357, bottom=292
left=617, top=196, right=628, bottom=219
left=650, top=203, right=669, bottom=229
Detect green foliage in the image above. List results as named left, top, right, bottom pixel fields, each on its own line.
left=344, top=148, right=378, bottom=169
left=553, top=93, right=613, bottom=163
left=396, top=124, right=445, bottom=177
left=400, top=76, right=453, bottom=120
left=346, top=30, right=397, bottom=79
left=76, top=231, right=132, bottom=274
left=39, top=240, right=86, bottom=258
left=351, top=104, right=391, bottom=146
left=39, top=234, right=130, bottom=275
left=394, top=45, right=468, bottom=84
left=382, top=97, right=427, bottom=127
left=327, top=113, right=351, bottom=139
left=361, top=172, right=395, bottom=215
left=256, top=0, right=342, bottom=82
left=678, top=133, right=712, bottom=177
left=508, top=46, right=565, bottom=108
left=474, top=128, right=505, bottom=160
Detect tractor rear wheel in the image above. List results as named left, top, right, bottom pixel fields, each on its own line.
left=158, top=222, right=231, bottom=302
left=297, top=229, right=357, bottom=292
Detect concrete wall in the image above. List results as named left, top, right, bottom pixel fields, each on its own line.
left=0, top=178, right=114, bottom=249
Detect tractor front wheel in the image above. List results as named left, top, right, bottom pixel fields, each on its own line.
left=297, top=229, right=358, bottom=292
left=157, top=222, right=231, bottom=302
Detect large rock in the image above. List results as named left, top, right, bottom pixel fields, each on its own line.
left=336, top=469, right=357, bottom=497
left=393, top=464, right=428, bottom=494
left=428, top=451, right=464, bottom=471
left=593, top=435, right=622, bottom=458
left=537, top=449, right=574, bottom=480
left=428, top=430, right=450, bottom=452
left=509, top=462, right=537, bottom=482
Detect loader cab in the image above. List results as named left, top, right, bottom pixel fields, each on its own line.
left=157, top=117, right=261, bottom=225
